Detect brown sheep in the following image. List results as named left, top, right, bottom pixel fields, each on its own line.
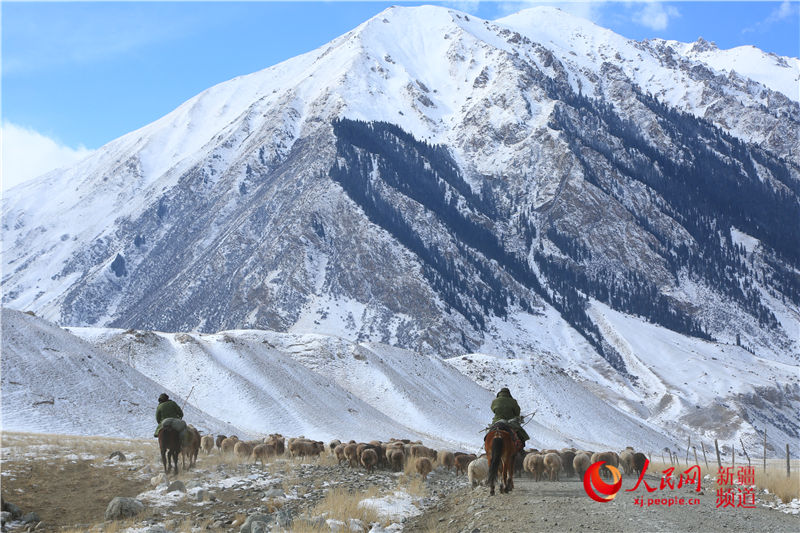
left=543, top=452, right=562, bottom=481
left=220, top=436, right=239, bottom=454
left=619, top=450, right=635, bottom=476
left=455, top=453, right=477, bottom=476
left=415, top=457, right=433, bottom=480
left=334, top=443, right=347, bottom=464
left=329, top=439, right=342, bottom=453
left=388, top=448, right=405, bottom=472
left=181, top=425, right=201, bottom=469
left=200, top=435, right=215, bottom=455
left=522, top=453, right=538, bottom=476
left=251, top=443, right=276, bottom=466
left=525, top=454, right=545, bottom=481
left=266, top=434, right=285, bottom=455
left=234, top=441, right=253, bottom=459
left=410, top=445, right=437, bottom=460
left=573, top=452, right=591, bottom=479
left=344, top=443, right=359, bottom=467
left=633, top=452, right=648, bottom=476
left=361, top=448, right=378, bottom=473
left=215, top=434, right=227, bottom=450
left=591, top=451, right=620, bottom=479
left=288, top=439, right=323, bottom=457
left=437, top=450, right=455, bottom=471
left=559, top=450, right=576, bottom=477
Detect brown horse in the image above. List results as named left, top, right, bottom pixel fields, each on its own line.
left=158, top=425, right=181, bottom=474
left=484, top=424, right=518, bottom=495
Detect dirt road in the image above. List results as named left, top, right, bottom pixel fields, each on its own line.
left=404, top=475, right=798, bottom=532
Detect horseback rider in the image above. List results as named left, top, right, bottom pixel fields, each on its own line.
left=490, top=387, right=529, bottom=447
left=154, top=393, right=183, bottom=438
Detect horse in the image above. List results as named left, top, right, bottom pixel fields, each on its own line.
left=484, top=423, right=519, bottom=495
left=158, top=425, right=181, bottom=474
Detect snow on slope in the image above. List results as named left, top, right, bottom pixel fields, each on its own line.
left=71, top=326, right=493, bottom=450
left=496, top=6, right=798, bottom=102
left=446, top=353, right=674, bottom=452
left=0, top=309, right=244, bottom=438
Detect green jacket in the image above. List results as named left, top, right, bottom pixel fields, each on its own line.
left=154, top=400, right=183, bottom=437
left=490, top=391, right=529, bottom=442
left=491, top=391, right=520, bottom=422
left=156, top=400, right=183, bottom=423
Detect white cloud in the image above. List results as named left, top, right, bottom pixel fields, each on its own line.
left=632, top=1, right=680, bottom=31
left=1, top=122, right=93, bottom=191
left=743, top=0, right=799, bottom=34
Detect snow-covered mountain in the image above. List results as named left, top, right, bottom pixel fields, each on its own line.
left=2, top=7, right=798, bottom=453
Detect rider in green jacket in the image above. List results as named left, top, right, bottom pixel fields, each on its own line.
left=154, top=393, right=183, bottom=437
left=491, top=387, right=530, bottom=444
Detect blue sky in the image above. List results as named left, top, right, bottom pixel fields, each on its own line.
left=2, top=1, right=798, bottom=189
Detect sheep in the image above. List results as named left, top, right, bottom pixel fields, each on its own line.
left=619, top=450, right=635, bottom=476
left=361, top=448, right=378, bottom=473
left=388, top=447, right=405, bottom=472
left=215, top=434, right=227, bottom=450
left=573, top=452, right=591, bottom=479
left=633, top=452, right=648, bottom=477
left=288, top=438, right=323, bottom=457
left=344, top=443, right=359, bottom=467
left=220, top=436, right=239, bottom=455
left=455, top=453, right=477, bottom=476
left=468, top=456, right=489, bottom=488
left=410, top=445, right=437, bottom=460
left=251, top=443, right=276, bottom=466
left=334, top=443, right=347, bottom=464
left=591, top=451, right=620, bottom=479
left=522, top=453, right=538, bottom=476
left=329, top=439, right=342, bottom=453
left=200, top=435, right=215, bottom=455
left=527, top=454, right=545, bottom=481
left=558, top=450, right=576, bottom=477
left=437, top=450, right=455, bottom=471
left=415, top=457, right=433, bottom=480
left=543, top=453, right=562, bottom=481
left=514, top=451, right=525, bottom=476
left=266, top=434, right=285, bottom=455
left=234, top=441, right=253, bottom=459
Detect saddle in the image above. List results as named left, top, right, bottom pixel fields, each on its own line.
left=487, top=421, right=524, bottom=452
left=162, top=417, right=190, bottom=446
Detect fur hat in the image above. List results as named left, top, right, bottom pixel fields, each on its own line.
left=158, top=393, right=169, bottom=402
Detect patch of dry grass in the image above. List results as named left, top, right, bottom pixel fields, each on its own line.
left=310, top=485, right=382, bottom=527
left=755, top=467, right=799, bottom=504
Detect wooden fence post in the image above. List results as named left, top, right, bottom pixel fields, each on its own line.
left=740, top=437, right=751, bottom=467
left=732, top=443, right=735, bottom=469
left=788, top=444, right=791, bottom=478
left=701, top=441, right=710, bottom=470
left=693, top=446, right=699, bottom=468
left=714, top=439, right=722, bottom=469
left=669, top=449, right=674, bottom=466
left=763, top=428, right=767, bottom=472
left=686, top=437, right=691, bottom=466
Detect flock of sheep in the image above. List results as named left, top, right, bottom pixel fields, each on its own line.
left=192, top=432, right=649, bottom=489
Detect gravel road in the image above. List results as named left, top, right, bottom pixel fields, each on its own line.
left=403, top=474, right=798, bottom=532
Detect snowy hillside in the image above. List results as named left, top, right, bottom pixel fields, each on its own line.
left=0, top=309, right=244, bottom=439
